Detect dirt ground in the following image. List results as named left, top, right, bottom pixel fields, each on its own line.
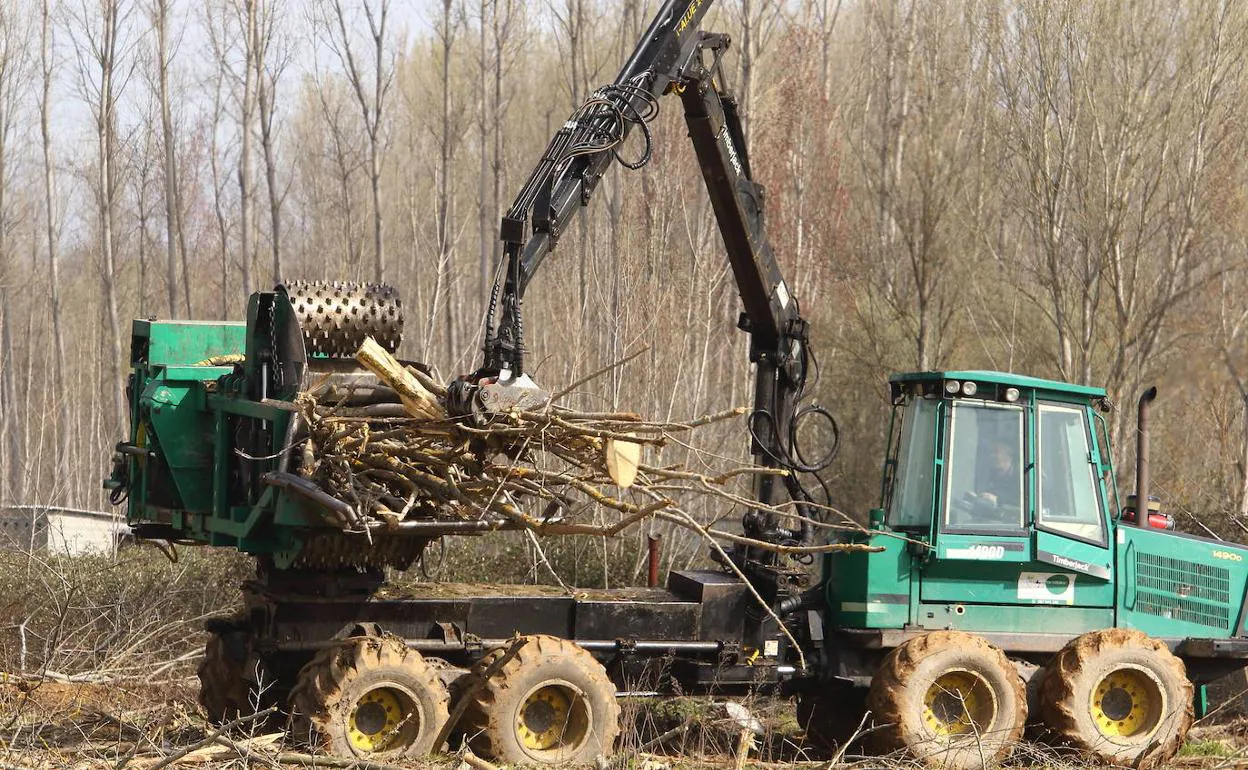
left=4, top=675, right=1248, bottom=770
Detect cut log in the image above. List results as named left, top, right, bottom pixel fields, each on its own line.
left=355, top=337, right=444, bottom=420
left=605, top=436, right=641, bottom=488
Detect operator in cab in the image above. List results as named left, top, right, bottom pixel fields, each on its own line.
left=975, top=438, right=1021, bottom=509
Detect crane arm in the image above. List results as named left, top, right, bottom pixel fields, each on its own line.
left=463, top=1, right=833, bottom=550
left=672, top=33, right=817, bottom=547
left=480, top=0, right=715, bottom=376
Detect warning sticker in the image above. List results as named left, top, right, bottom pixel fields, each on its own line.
left=1017, top=571, right=1075, bottom=605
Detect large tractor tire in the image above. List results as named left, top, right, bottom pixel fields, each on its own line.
left=461, top=635, right=620, bottom=764
left=796, top=687, right=869, bottom=754
left=1039, top=628, right=1193, bottom=768
left=198, top=632, right=253, bottom=722
left=195, top=626, right=262, bottom=723
left=867, top=631, right=1026, bottom=769
left=290, top=636, right=450, bottom=760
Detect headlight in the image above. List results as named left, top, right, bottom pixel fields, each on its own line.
left=1004, top=387, right=1020, bottom=403
left=961, top=381, right=978, bottom=396
left=944, top=380, right=961, bottom=395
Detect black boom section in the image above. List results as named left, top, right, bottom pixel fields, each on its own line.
left=476, top=0, right=825, bottom=551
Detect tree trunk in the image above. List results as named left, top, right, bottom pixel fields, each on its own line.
left=0, top=8, right=23, bottom=503
left=0, top=293, right=19, bottom=503
left=239, top=0, right=257, bottom=297
left=95, top=0, right=126, bottom=428
left=259, top=75, right=282, bottom=283
left=155, top=0, right=182, bottom=317
left=477, top=0, right=489, bottom=309
left=40, top=0, right=70, bottom=485
left=437, top=0, right=458, bottom=360
left=210, top=73, right=231, bottom=319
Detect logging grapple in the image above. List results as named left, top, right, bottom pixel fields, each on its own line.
left=105, top=0, right=1248, bottom=763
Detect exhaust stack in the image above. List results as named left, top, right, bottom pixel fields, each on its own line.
left=1135, top=387, right=1158, bottom=527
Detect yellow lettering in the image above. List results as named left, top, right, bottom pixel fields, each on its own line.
left=676, top=0, right=703, bottom=34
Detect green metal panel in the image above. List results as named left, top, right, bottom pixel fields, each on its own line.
left=922, top=562, right=1113, bottom=608
left=826, top=532, right=914, bottom=629
left=273, top=490, right=337, bottom=527
left=917, top=603, right=1113, bottom=634
left=1034, top=530, right=1114, bottom=601
left=1116, top=525, right=1248, bottom=638
left=133, top=320, right=246, bottom=366
left=142, top=377, right=218, bottom=512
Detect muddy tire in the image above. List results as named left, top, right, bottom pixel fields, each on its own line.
left=290, top=636, right=449, bottom=760
left=198, top=632, right=253, bottom=722
left=796, top=688, right=869, bottom=753
left=1039, top=628, right=1192, bottom=768
left=461, top=635, right=620, bottom=764
left=867, top=631, right=1026, bottom=769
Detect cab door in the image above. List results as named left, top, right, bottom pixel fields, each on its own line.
left=919, top=397, right=1114, bottom=634
left=921, top=399, right=1034, bottom=618
left=1031, top=401, right=1114, bottom=607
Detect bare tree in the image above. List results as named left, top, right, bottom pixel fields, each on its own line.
left=132, top=96, right=159, bottom=314
left=548, top=0, right=605, bottom=319
left=208, top=55, right=233, bottom=317
left=320, top=0, right=394, bottom=283
left=729, top=0, right=786, bottom=142
left=465, top=0, right=523, bottom=314
left=471, top=0, right=522, bottom=311
left=474, top=0, right=489, bottom=308
left=206, top=0, right=259, bottom=296
left=1217, top=269, right=1248, bottom=519
left=254, top=0, right=289, bottom=282
left=993, top=0, right=1244, bottom=439
left=313, top=76, right=366, bottom=278
left=68, top=0, right=134, bottom=426
left=811, top=0, right=842, bottom=102
left=841, top=0, right=985, bottom=370
left=0, top=0, right=29, bottom=503
left=38, top=0, right=71, bottom=489
left=238, top=0, right=257, bottom=295
left=432, top=0, right=463, bottom=357
left=148, top=0, right=191, bottom=315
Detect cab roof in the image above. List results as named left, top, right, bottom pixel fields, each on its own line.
left=889, top=370, right=1107, bottom=399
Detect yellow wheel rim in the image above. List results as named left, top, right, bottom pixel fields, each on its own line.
left=516, top=683, right=590, bottom=753
left=1092, top=667, right=1163, bottom=738
left=348, top=686, right=415, bottom=753
left=922, top=670, right=996, bottom=737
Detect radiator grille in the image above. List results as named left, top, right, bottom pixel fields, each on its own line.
left=1136, top=590, right=1230, bottom=629
left=1135, top=551, right=1231, bottom=630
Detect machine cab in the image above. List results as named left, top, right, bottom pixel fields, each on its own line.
left=868, top=371, right=1118, bottom=633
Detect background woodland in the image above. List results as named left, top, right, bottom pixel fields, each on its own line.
left=1, top=0, right=1248, bottom=569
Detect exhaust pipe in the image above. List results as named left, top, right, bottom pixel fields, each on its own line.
left=1135, top=387, right=1158, bottom=527
left=647, top=534, right=662, bottom=588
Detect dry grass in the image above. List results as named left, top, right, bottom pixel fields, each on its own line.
left=0, top=546, right=252, bottom=682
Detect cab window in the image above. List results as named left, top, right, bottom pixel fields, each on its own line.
left=944, top=401, right=1025, bottom=531
left=887, top=397, right=938, bottom=529
left=1037, top=403, right=1106, bottom=545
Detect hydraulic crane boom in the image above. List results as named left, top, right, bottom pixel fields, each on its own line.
left=464, top=0, right=829, bottom=551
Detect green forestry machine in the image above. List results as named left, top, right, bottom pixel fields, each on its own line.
left=106, top=0, right=1248, bottom=766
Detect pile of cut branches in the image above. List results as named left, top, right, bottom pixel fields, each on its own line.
left=288, top=337, right=878, bottom=610
left=295, top=339, right=757, bottom=538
